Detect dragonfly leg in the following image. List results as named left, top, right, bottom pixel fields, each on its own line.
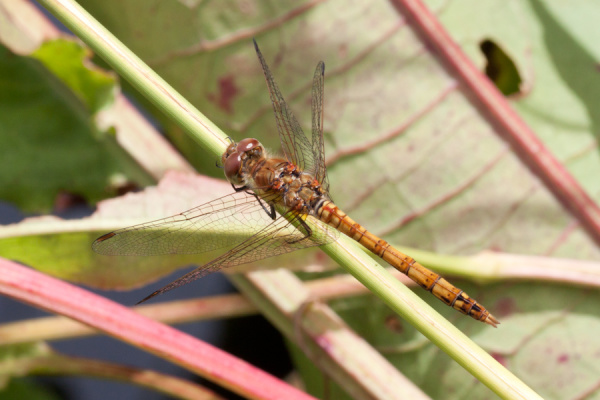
left=266, top=203, right=276, bottom=219
left=285, top=214, right=312, bottom=244
left=251, top=193, right=276, bottom=220
left=231, top=184, right=276, bottom=220
left=231, top=183, right=248, bottom=192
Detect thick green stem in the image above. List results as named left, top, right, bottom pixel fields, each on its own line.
left=36, top=0, right=228, bottom=158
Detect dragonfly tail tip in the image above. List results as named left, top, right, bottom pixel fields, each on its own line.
left=484, top=313, right=500, bottom=328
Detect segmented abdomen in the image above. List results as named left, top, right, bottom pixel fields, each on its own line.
left=316, top=201, right=498, bottom=327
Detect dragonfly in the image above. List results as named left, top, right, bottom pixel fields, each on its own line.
left=93, top=40, right=498, bottom=327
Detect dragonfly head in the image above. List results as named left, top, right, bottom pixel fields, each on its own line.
left=222, top=138, right=264, bottom=186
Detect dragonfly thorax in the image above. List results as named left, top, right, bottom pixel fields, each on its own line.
left=223, top=137, right=327, bottom=215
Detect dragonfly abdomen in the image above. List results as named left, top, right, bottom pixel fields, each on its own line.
left=316, top=201, right=498, bottom=327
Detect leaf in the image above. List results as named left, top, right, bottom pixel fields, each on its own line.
left=0, top=342, right=55, bottom=394
left=0, top=172, right=226, bottom=290
left=0, top=378, right=61, bottom=400
left=440, top=0, right=600, bottom=206
left=0, top=171, right=331, bottom=290
left=327, top=280, right=600, bottom=400
left=0, top=342, right=52, bottom=368
left=73, top=0, right=600, bottom=259
left=31, top=38, right=116, bottom=113
left=0, top=40, right=151, bottom=212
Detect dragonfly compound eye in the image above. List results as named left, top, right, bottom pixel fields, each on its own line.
left=220, top=141, right=238, bottom=167
left=237, top=138, right=261, bottom=154
left=224, top=152, right=244, bottom=185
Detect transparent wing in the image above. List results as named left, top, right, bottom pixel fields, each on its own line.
left=93, top=189, right=339, bottom=302
left=253, top=39, right=316, bottom=176
left=138, top=211, right=339, bottom=302
left=311, top=60, right=330, bottom=193
left=92, top=191, right=283, bottom=256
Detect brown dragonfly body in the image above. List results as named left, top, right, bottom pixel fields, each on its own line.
left=94, top=40, right=498, bottom=327
left=317, top=202, right=495, bottom=324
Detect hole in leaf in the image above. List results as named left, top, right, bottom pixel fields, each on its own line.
left=480, top=39, right=522, bottom=96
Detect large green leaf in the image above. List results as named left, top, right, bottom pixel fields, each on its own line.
left=0, top=343, right=60, bottom=399
left=32, top=38, right=116, bottom=114
left=0, top=37, right=151, bottom=212
left=74, top=0, right=600, bottom=259
left=438, top=0, right=600, bottom=259
left=0, top=173, right=234, bottom=290
left=0, top=172, right=331, bottom=290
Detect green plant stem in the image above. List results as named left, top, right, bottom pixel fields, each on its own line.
left=37, top=0, right=542, bottom=398
left=36, top=0, right=228, bottom=158
left=322, top=235, right=542, bottom=399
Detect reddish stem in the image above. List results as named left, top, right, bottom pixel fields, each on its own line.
left=390, top=0, right=600, bottom=246
left=0, top=258, right=315, bottom=400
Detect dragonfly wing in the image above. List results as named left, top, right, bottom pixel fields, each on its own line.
left=138, top=211, right=339, bottom=302
left=253, top=39, right=316, bottom=175
left=92, top=191, right=283, bottom=256
left=311, top=60, right=330, bottom=192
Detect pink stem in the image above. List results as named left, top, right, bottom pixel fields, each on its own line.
left=0, top=258, right=315, bottom=400
left=390, top=0, right=600, bottom=245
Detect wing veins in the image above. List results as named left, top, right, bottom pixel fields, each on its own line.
left=92, top=191, right=283, bottom=256
left=138, top=211, right=337, bottom=302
